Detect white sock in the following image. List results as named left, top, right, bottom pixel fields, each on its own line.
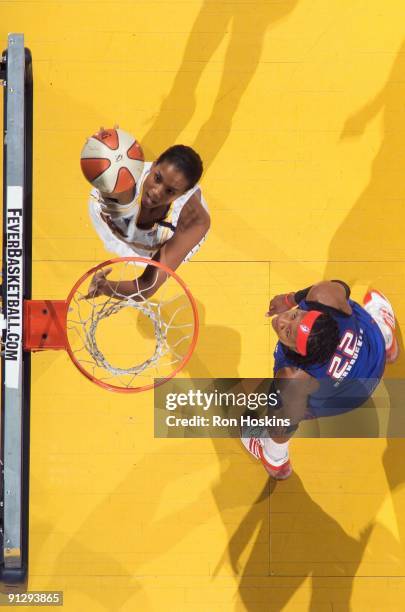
left=262, top=439, right=290, bottom=467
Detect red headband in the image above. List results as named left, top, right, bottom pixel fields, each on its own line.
left=296, top=310, right=323, bottom=356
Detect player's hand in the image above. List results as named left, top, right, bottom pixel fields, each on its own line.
left=95, top=125, right=118, bottom=137
left=100, top=213, right=127, bottom=238
left=266, top=293, right=295, bottom=317
left=82, top=268, right=113, bottom=299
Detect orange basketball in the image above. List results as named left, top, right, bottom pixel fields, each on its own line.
left=80, top=128, right=145, bottom=194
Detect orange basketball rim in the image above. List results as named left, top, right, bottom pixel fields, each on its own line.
left=23, top=257, right=199, bottom=393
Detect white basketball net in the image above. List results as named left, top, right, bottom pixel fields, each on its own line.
left=66, top=260, right=197, bottom=390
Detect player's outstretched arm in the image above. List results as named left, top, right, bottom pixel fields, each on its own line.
left=267, top=280, right=352, bottom=317
left=135, top=194, right=210, bottom=298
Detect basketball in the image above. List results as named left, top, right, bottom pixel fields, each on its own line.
left=80, top=128, right=145, bottom=195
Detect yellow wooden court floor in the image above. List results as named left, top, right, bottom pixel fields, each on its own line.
left=3, top=1, right=405, bottom=610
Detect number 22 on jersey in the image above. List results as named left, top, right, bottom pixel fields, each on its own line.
left=327, top=330, right=358, bottom=379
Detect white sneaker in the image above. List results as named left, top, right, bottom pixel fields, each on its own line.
left=241, top=427, right=292, bottom=480
left=363, top=289, right=399, bottom=363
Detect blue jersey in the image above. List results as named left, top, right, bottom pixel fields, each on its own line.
left=273, top=299, right=386, bottom=417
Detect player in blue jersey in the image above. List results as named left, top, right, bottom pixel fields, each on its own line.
left=241, top=280, right=399, bottom=480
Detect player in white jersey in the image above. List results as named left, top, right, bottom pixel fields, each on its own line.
left=86, top=145, right=210, bottom=299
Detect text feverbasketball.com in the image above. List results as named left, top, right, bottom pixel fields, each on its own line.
left=5, top=207, right=23, bottom=362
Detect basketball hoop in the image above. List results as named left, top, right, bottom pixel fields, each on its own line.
left=23, top=257, right=199, bottom=392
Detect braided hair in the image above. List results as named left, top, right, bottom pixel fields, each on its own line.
left=282, top=310, right=340, bottom=367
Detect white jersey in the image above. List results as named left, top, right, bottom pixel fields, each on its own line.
left=89, top=161, right=208, bottom=261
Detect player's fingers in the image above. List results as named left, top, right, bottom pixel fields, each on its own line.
left=79, top=279, right=96, bottom=301
left=103, top=267, right=113, bottom=277
left=80, top=288, right=98, bottom=301
left=93, top=267, right=111, bottom=282
left=80, top=273, right=101, bottom=300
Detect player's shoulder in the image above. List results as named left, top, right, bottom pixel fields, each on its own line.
left=177, top=189, right=210, bottom=231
